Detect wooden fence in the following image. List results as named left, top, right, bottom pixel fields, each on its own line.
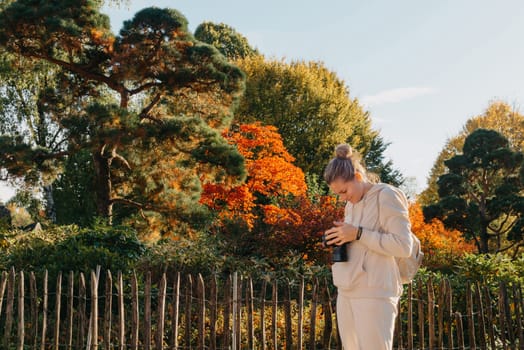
left=0, top=267, right=522, bottom=349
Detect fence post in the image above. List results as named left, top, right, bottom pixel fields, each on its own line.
left=0, top=271, right=7, bottom=316
left=474, top=283, right=487, bottom=349
left=513, top=284, right=524, bottom=347
left=53, top=272, right=62, bottom=350
left=66, top=271, right=74, bottom=350
left=466, top=282, right=476, bottom=350
left=284, top=279, right=292, bottom=350
left=171, top=272, right=180, bottom=350
left=246, top=277, right=254, bottom=349
left=321, top=278, right=333, bottom=349
left=144, top=271, right=151, bottom=350
left=104, top=270, right=113, bottom=350
left=236, top=275, right=242, bottom=349
left=185, top=274, right=193, bottom=349
left=117, top=271, right=125, bottom=350
left=445, top=279, right=454, bottom=350
left=297, top=277, right=304, bottom=350
left=156, top=273, right=167, bottom=350
left=90, top=270, right=98, bottom=350
left=4, top=267, right=15, bottom=349
left=483, top=285, right=496, bottom=350
left=232, top=272, right=238, bottom=350
left=209, top=274, right=217, bottom=350
left=395, top=298, right=403, bottom=350
left=407, top=283, right=413, bottom=350
left=197, top=274, right=205, bottom=350
left=502, top=282, right=515, bottom=346
left=223, top=275, right=232, bottom=350
left=30, top=271, right=38, bottom=350
left=131, top=271, right=139, bottom=350
left=77, top=272, right=86, bottom=350
left=271, top=279, right=278, bottom=350
left=437, top=279, right=445, bottom=350
left=17, top=271, right=24, bottom=350
left=260, top=279, right=267, bottom=350
left=417, top=282, right=425, bottom=349
left=455, top=311, right=465, bottom=350
left=308, top=277, right=318, bottom=350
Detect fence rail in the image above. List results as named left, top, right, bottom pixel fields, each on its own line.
left=0, top=268, right=522, bottom=349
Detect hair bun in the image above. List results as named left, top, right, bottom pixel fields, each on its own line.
left=335, top=144, right=352, bottom=159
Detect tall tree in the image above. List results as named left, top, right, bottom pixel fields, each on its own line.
left=423, top=129, right=523, bottom=256
left=0, top=1, right=246, bottom=234
left=419, top=101, right=524, bottom=205
left=194, top=22, right=259, bottom=60
left=0, top=51, right=80, bottom=222
left=234, top=56, right=403, bottom=184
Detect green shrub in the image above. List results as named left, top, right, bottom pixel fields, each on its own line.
left=1, top=223, right=146, bottom=279
left=453, top=252, right=524, bottom=286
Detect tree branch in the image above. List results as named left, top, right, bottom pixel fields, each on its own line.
left=109, top=197, right=150, bottom=220
left=139, top=93, right=163, bottom=123
left=129, top=82, right=162, bottom=96
left=31, top=53, right=128, bottom=96
left=111, top=149, right=131, bottom=170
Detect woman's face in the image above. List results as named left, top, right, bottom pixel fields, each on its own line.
left=328, top=177, right=365, bottom=204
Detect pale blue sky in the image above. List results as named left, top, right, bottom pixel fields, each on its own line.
left=2, top=0, right=524, bottom=201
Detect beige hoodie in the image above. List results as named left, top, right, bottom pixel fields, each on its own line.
left=332, top=183, right=413, bottom=298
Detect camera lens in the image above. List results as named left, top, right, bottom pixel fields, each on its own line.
left=331, top=243, right=348, bottom=262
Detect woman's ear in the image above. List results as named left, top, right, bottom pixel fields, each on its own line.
left=354, top=172, right=363, bottom=182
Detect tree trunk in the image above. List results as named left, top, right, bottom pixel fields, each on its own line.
left=43, top=184, right=56, bottom=223
left=479, top=225, right=489, bottom=254
left=93, top=150, right=113, bottom=223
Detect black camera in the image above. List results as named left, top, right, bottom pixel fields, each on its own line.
left=322, top=234, right=348, bottom=262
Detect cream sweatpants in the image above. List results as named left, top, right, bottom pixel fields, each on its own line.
left=336, top=294, right=399, bottom=350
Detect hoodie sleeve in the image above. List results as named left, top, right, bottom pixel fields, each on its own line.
left=358, top=186, right=413, bottom=257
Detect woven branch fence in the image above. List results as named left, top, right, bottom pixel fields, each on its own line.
left=0, top=268, right=522, bottom=349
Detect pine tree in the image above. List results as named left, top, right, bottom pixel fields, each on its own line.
left=0, top=1, right=246, bottom=234
left=423, top=129, right=523, bottom=256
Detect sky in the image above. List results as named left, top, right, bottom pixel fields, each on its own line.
left=2, top=0, right=524, bottom=202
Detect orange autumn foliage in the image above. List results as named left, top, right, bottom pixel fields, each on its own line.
left=409, top=202, right=475, bottom=267
left=201, top=123, right=307, bottom=229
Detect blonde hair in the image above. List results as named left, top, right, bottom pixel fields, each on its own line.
left=323, top=144, right=370, bottom=184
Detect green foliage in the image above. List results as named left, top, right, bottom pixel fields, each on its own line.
left=454, top=253, right=524, bottom=286
left=305, top=173, right=327, bottom=199
left=53, top=150, right=97, bottom=226
left=424, top=129, right=524, bottom=255
left=235, top=56, right=402, bottom=183
left=140, top=231, right=331, bottom=283
left=0, top=223, right=146, bottom=278
left=194, top=21, right=259, bottom=60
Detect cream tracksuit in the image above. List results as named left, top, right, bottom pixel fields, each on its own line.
left=332, top=183, right=413, bottom=350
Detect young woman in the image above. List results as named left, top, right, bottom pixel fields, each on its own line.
left=323, top=144, right=413, bottom=350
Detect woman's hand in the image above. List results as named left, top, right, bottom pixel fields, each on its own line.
left=324, top=221, right=358, bottom=246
